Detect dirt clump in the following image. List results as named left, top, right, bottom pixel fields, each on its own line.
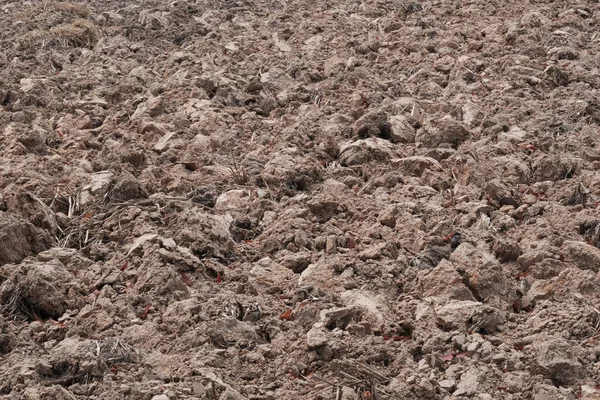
left=0, top=212, right=52, bottom=266
left=2, top=0, right=600, bottom=399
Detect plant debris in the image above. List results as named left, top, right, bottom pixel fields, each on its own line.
left=1, top=0, right=600, bottom=398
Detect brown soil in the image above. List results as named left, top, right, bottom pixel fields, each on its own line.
left=1, top=1, right=600, bottom=399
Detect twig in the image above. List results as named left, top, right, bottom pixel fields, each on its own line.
left=338, top=371, right=362, bottom=383
left=228, top=152, right=248, bottom=185
left=26, top=191, right=61, bottom=236
left=376, top=387, right=403, bottom=400
left=464, top=67, right=491, bottom=91
left=261, top=177, right=275, bottom=200
left=301, top=373, right=336, bottom=387
left=351, top=361, right=389, bottom=382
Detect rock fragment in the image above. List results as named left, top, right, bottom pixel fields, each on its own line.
left=532, top=155, right=577, bottom=182
left=439, top=379, right=456, bottom=392
left=391, top=156, right=442, bottom=177
left=0, top=213, right=51, bottom=266
left=535, top=336, right=584, bottom=385
left=418, top=118, right=471, bottom=148
left=563, top=241, right=600, bottom=272
left=388, top=115, right=416, bottom=143
left=306, top=322, right=330, bottom=349
left=0, top=259, right=81, bottom=319
left=352, top=112, right=390, bottom=140
left=420, top=260, right=476, bottom=301
left=111, top=172, right=147, bottom=201
left=338, top=138, right=395, bottom=166
left=411, top=245, right=451, bottom=269
left=453, top=368, right=481, bottom=397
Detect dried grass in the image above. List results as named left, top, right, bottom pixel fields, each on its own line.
left=228, top=154, right=249, bottom=185
left=563, top=182, right=591, bottom=206
left=97, top=338, right=141, bottom=365
left=0, top=286, right=23, bottom=317
left=50, top=18, right=98, bottom=46
left=18, top=18, right=98, bottom=49
left=16, top=1, right=97, bottom=50
left=0, top=267, right=70, bottom=321
left=18, top=1, right=90, bottom=20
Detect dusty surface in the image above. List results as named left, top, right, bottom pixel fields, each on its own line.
left=1, top=0, right=600, bottom=399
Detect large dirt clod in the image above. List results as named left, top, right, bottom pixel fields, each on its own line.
left=0, top=259, right=80, bottom=319
left=2, top=0, right=600, bottom=398
left=0, top=212, right=51, bottom=266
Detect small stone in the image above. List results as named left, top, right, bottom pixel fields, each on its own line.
left=88, top=171, right=114, bottom=195
left=563, top=241, right=600, bottom=272
left=326, top=236, right=337, bottom=254
left=154, top=132, right=177, bottom=152
left=439, top=379, right=456, bottom=392
left=378, top=206, right=397, bottom=228
left=306, top=322, right=329, bottom=349
left=414, top=378, right=436, bottom=398
left=340, top=267, right=354, bottom=279
left=331, top=328, right=344, bottom=338
left=454, top=368, right=480, bottom=397
left=453, top=335, right=467, bottom=347
left=467, top=342, right=479, bottom=352
left=192, top=383, right=205, bottom=395
left=320, top=307, right=350, bottom=326
left=346, top=57, right=360, bottom=70
left=245, top=78, right=262, bottom=93
left=57, top=312, right=70, bottom=322
left=225, top=42, right=239, bottom=52
left=280, top=251, right=312, bottom=273
left=535, top=336, right=583, bottom=385
left=160, top=237, right=177, bottom=250
left=388, top=115, right=416, bottom=143
left=151, top=395, right=170, bottom=400
left=417, top=358, right=429, bottom=371
left=172, top=51, right=188, bottom=62
left=478, top=341, right=494, bottom=356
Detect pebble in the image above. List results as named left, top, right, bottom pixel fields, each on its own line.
left=439, top=379, right=456, bottom=391
left=306, top=322, right=329, bottom=349
left=453, top=334, right=467, bottom=347
left=467, top=342, right=480, bottom=352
